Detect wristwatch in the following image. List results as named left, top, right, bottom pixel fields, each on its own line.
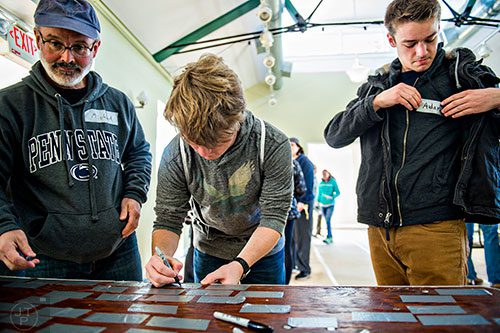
left=232, top=257, right=251, bottom=281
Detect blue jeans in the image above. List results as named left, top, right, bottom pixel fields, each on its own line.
left=466, top=223, right=500, bottom=284
left=321, top=205, right=335, bottom=238
left=193, top=248, right=285, bottom=284
left=0, top=233, right=142, bottom=281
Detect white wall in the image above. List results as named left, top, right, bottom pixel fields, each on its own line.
left=93, top=13, right=173, bottom=269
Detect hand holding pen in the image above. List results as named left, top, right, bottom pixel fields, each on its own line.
left=154, top=246, right=182, bottom=287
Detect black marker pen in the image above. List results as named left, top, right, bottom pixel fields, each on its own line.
left=214, top=311, right=273, bottom=332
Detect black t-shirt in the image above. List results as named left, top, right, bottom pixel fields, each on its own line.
left=54, top=85, right=89, bottom=105
left=387, top=69, right=463, bottom=224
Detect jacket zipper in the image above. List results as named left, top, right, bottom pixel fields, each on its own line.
left=380, top=129, right=392, bottom=240
left=393, top=77, right=420, bottom=226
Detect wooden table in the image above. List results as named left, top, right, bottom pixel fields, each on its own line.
left=0, top=276, right=499, bottom=332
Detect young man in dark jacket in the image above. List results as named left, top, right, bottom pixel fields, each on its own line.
left=0, top=0, right=152, bottom=281
left=324, top=0, right=500, bottom=286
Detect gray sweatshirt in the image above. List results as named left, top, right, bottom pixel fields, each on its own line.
left=154, top=111, right=293, bottom=260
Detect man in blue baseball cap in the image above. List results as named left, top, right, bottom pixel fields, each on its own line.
left=0, top=0, right=152, bottom=281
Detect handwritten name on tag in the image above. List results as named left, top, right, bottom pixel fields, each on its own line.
left=85, top=109, right=118, bottom=125
left=416, top=99, right=443, bottom=116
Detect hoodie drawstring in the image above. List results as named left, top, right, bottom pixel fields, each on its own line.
left=55, top=93, right=75, bottom=187
left=81, top=99, right=99, bottom=222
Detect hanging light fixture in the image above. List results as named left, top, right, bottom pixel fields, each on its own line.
left=346, top=57, right=370, bottom=83
left=258, top=0, right=277, bottom=107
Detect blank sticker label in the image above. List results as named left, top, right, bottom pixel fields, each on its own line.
left=236, top=291, right=284, bottom=298
left=146, top=295, right=194, bottom=303
left=240, top=303, right=291, bottom=313
left=185, top=289, right=233, bottom=296
left=400, top=295, right=456, bottom=303
left=44, top=291, right=92, bottom=299
left=147, top=316, right=210, bottom=330
left=92, top=285, right=128, bottom=293
left=128, top=304, right=178, bottom=314
left=146, top=317, right=210, bottom=331
left=84, top=312, right=149, bottom=324
left=352, top=312, right=417, bottom=322
left=37, top=323, right=106, bottom=333
left=418, top=314, right=491, bottom=326
left=407, top=305, right=466, bottom=314
left=288, top=317, right=338, bottom=328
left=95, top=294, right=141, bottom=302
left=36, top=307, right=90, bottom=318
left=205, top=284, right=249, bottom=290
left=197, top=296, right=246, bottom=304
left=0, top=314, right=51, bottom=327
left=134, top=288, right=183, bottom=295
left=435, top=289, right=492, bottom=296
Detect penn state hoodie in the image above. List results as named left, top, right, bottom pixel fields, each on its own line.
left=0, top=61, right=152, bottom=263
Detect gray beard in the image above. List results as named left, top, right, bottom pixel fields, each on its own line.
left=40, top=56, right=92, bottom=88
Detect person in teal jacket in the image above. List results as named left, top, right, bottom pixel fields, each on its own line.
left=317, top=170, right=340, bottom=244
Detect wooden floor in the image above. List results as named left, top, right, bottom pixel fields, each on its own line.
left=290, top=226, right=489, bottom=287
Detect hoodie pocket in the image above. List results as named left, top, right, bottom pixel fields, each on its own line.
left=30, top=206, right=125, bottom=264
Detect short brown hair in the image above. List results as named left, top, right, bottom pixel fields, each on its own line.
left=164, top=53, right=246, bottom=148
left=384, top=0, right=441, bottom=35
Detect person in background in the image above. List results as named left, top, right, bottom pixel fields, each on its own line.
left=0, top=0, right=152, bottom=281
left=289, top=137, right=315, bottom=280
left=146, top=54, right=292, bottom=286
left=466, top=222, right=500, bottom=288
left=324, top=0, right=499, bottom=285
left=317, top=169, right=340, bottom=244
left=284, top=159, right=306, bottom=284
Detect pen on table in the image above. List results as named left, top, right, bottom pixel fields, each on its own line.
left=214, top=311, right=273, bottom=333
left=154, top=246, right=182, bottom=287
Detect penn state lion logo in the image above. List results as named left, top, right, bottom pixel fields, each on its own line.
left=70, top=163, right=98, bottom=181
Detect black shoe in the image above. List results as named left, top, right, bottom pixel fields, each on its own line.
left=295, top=272, right=311, bottom=280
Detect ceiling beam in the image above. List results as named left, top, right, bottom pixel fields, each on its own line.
left=153, top=0, right=260, bottom=62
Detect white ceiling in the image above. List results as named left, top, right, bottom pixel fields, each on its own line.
left=101, top=0, right=480, bottom=88
left=1, top=0, right=497, bottom=90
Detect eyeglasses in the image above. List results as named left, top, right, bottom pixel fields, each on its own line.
left=38, top=31, right=97, bottom=58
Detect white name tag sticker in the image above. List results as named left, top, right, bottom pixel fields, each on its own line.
left=85, top=109, right=118, bottom=125
left=416, top=99, right=443, bottom=116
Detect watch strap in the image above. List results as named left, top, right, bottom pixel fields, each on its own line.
left=232, top=257, right=251, bottom=279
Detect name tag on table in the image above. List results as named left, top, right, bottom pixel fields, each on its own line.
left=416, top=99, right=443, bottom=116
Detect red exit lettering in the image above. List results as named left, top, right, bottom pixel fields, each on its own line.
left=9, top=26, right=38, bottom=56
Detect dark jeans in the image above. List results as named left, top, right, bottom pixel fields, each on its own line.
left=284, top=219, right=296, bottom=284
left=0, top=233, right=142, bottom=281
left=294, top=201, right=314, bottom=274
left=193, top=248, right=285, bottom=284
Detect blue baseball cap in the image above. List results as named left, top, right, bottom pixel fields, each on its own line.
left=34, top=0, right=101, bottom=39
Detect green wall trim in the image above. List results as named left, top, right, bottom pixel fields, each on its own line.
left=153, top=0, right=260, bottom=62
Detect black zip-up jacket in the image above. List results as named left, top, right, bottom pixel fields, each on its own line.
left=324, top=46, right=499, bottom=228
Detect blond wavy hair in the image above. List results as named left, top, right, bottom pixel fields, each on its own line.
left=164, top=53, right=246, bottom=148
left=384, top=0, right=441, bottom=36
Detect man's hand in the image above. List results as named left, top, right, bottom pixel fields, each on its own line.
left=0, top=230, right=39, bottom=270
left=145, top=254, right=184, bottom=288
left=297, top=202, right=305, bottom=212
left=373, top=83, right=422, bottom=112
left=120, top=198, right=141, bottom=238
left=200, top=260, right=243, bottom=285
left=441, top=88, right=500, bottom=118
